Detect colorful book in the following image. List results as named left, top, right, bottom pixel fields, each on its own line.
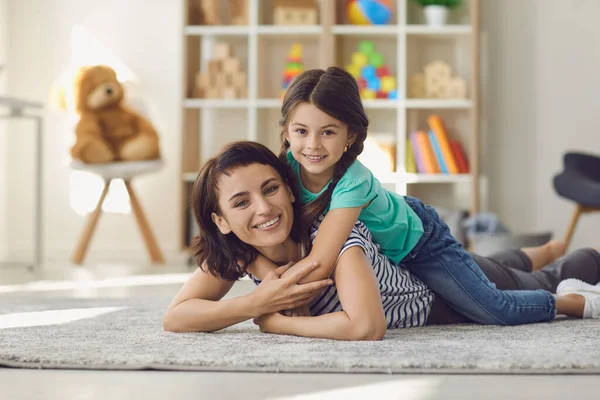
left=427, top=115, right=459, bottom=174
left=415, top=130, right=440, bottom=174
left=409, top=132, right=425, bottom=173
left=428, top=130, right=448, bottom=174
left=450, top=139, right=469, bottom=173
left=406, top=138, right=417, bottom=173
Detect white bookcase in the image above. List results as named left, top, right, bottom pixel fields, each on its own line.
left=181, top=0, right=481, bottom=250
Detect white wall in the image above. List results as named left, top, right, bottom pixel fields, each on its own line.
left=3, top=0, right=600, bottom=264
left=0, top=0, right=8, bottom=262
left=5, top=0, right=183, bottom=263
left=484, top=0, right=600, bottom=249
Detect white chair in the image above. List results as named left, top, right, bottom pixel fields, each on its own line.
left=70, top=159, right=165, bottom=265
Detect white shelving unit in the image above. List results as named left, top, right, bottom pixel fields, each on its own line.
left=181, top=0, right=481, bottom=250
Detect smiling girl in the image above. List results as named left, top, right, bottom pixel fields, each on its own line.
left=251, top=66, right=600, bottom=325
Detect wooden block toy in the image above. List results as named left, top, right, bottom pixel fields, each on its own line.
left=200, top=0, right=221, bottom=25
left=223, top=58, right=241, bottom=73
left=231, top=71, right=247, bottom=88
left=204, top=87, right=219, bottom=99
left=222, top=87, right=238, bottom=99
left=192, top=85, right=203, bottom=98
left=213, top=43, right=232, bottom=60
left=189, top=0, right=204, bottom=25
left=195, top=72, right=209, bottom=89
left=194, top=41, right=248, bottom=99
left=207, top=60, right=221, bottom=77
left=409, top=73, right=426, bottom=98
left=230, top=0, right=249, bottom=25
left=446, top=77, right=467, bottom=99
left=274, top=0, right=318, bottom=26
left=425, top=61, right=452, bottom=98
left=215, top=73, right=227, bottom=89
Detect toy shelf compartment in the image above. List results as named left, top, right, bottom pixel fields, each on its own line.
left=334, top=0, right=399, bottom=26
left=406, top=0, right=471, bottom=26
left=257, top=36, right=321, bottom=100
left=186, top=35, right=250, bottom=101
left=258, top=0, right=321, bottom=26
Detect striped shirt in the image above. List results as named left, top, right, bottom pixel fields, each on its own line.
left=248, top=220, right=435, bottom=328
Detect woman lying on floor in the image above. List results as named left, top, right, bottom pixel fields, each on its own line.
left=163, top=141, right=600, bottom=340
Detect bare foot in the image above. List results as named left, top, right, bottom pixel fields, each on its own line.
left=523, top=240, right=566, bottom=271
left=546, top=240, right=567, bottom=263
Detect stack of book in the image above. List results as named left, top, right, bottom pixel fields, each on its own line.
left=406, top=115, right=469, bottom=175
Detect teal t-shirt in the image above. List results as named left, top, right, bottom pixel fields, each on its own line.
left=287, top=152, right=424, bottom=264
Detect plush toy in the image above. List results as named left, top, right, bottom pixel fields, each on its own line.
left=65, top=65, right=160, bottom=164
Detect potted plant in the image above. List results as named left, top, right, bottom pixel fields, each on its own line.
left=411, top=0, right=463, bottom=26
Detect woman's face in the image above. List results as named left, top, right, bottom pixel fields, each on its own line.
left=212, top=163, right=296, bottom=251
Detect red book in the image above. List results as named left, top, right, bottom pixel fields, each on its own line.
left=450, top=139, right=469, bottom=173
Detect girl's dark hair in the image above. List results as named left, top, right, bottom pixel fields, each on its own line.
left=278, top=66, right=369, bottom=231
left=189, top=141, right=307, bottom=280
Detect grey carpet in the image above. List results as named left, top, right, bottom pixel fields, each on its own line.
left=1, top=296, right=599, bottom=374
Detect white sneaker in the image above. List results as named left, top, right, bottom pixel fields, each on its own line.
left=556, top=278, right=600, bottom=318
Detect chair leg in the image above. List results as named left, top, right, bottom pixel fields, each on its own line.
left=124, top=181, right=166, bottom=264
left=564, top=204, right=583, bottom=250
left=72, top=181, right=111, bottom=265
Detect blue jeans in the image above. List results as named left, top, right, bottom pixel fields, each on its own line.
left=401, top=196, right=556, bottom=326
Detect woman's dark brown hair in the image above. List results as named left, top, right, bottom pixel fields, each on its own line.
left=278, top=66, right=369, bottom=231
left=189, top=141, right=307, bottom=280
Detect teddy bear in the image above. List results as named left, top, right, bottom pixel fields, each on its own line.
left=66, top=65, right=161, bottom=164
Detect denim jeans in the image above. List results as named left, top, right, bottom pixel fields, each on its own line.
left=401, top=196, right=556, bottom=326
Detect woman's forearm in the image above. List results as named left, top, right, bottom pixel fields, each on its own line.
left=163, top=294, right=258, bottom=333
left=271, top=311, right=385, bottom=341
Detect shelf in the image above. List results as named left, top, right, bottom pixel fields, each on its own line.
left=184, top=99, right=250, bottom=109
left=181, top=1, right=482, bottom=249
left=184, top=25, right=250, bottom=36
left=405, top=99, right=472, bottom=109
left=376, top=173, right=472, bottom=185
left=362, top=99, right=398, bottom=109
left=184, top=99, right=470, bottom=110
left=257, top=25, right=323, bottom=36
left=256, top=99, right=398, bottom=109
left=183, top=172, right=198, bottom=182
left=404, top=25, right=473, bottom=37
left=404, top=174, right=472, bottom=184
left=256, top=98, right=281, bottom=108
left=332, top=25, right=399, bottom=36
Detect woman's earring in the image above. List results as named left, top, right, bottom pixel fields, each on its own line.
left=344, top=144, right=349, bottom=153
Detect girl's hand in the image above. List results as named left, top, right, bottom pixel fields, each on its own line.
left=253, top=312, right=284, bottom=333
left=250, top=261, right=333, bottom=316
left=282, top=305, right=312, bottom=317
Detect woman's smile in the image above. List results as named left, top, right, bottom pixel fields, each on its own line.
left=253, top=215, right=281, bottom=230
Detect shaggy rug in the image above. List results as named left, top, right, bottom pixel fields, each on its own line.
left=1, top=296, right=599, bottom=374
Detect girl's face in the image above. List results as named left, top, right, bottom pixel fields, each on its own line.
left=285, top=102, right=354, bottom=183
left=211, top=163, right=296, bottom=252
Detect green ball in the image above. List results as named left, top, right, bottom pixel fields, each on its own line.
left=359, top=41, right=375, bottom=55
left=369, top=52, right=384, bottom=68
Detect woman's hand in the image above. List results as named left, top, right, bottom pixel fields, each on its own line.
left=253, top=312, right=285, bottom=333
left=250, top=261, right=333, bottom=317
